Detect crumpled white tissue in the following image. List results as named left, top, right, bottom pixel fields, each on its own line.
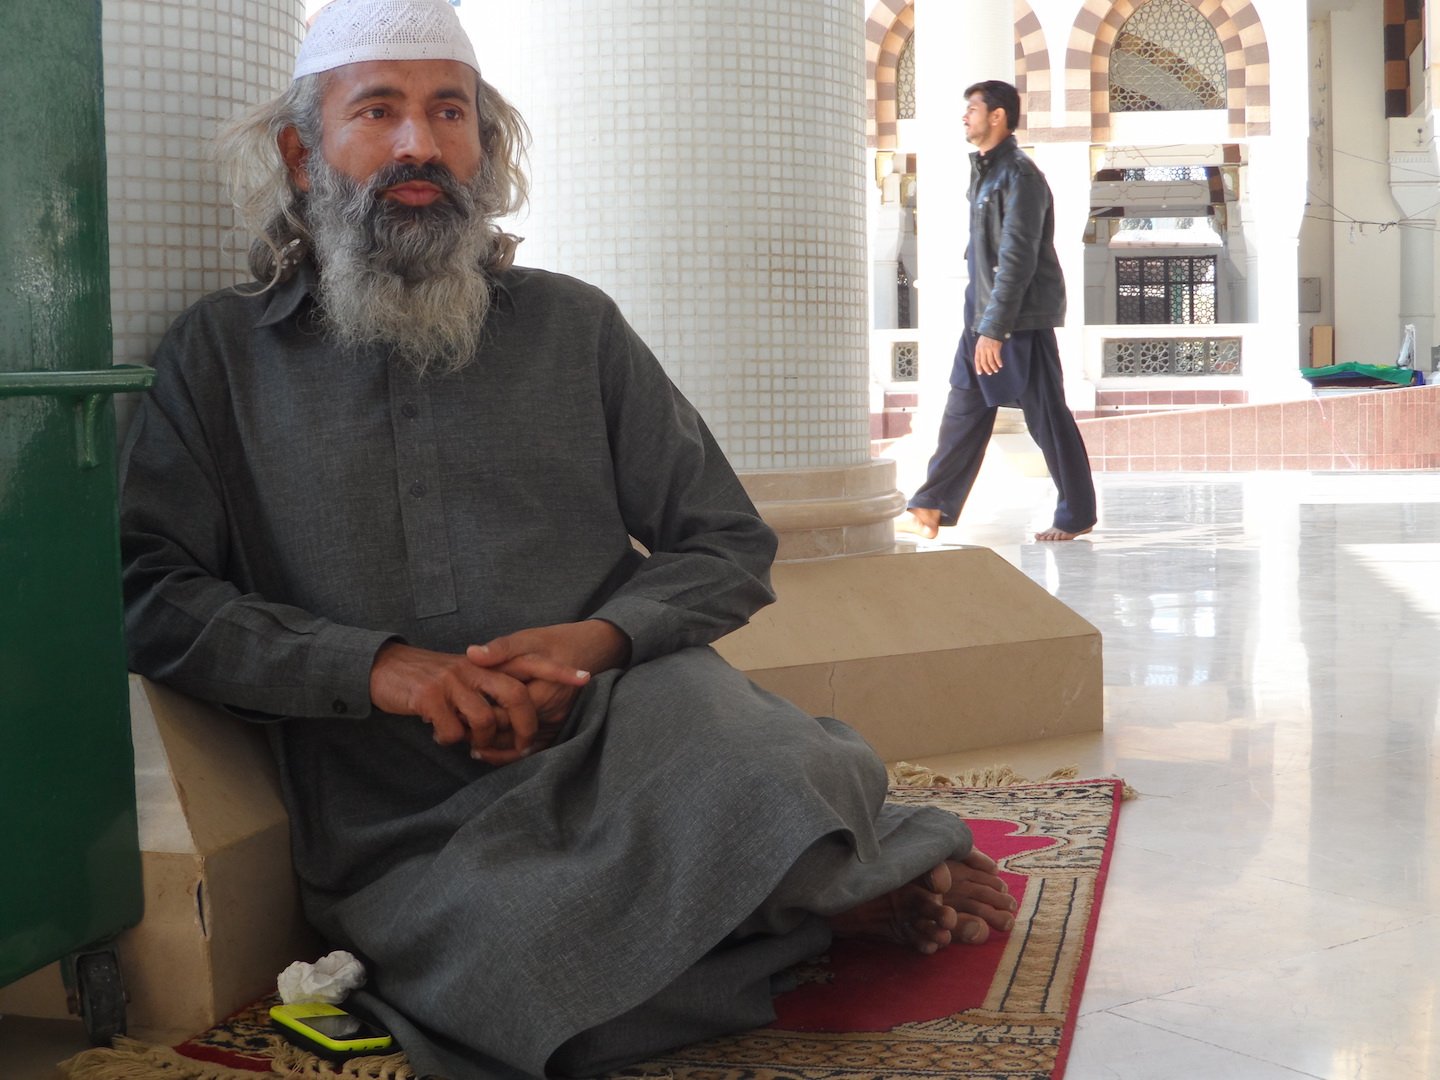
left=277, top=950, right=367, bottom=1004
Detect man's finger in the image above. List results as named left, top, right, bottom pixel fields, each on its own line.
left=469, top=671, right=540, bottom=756
left=466, top=644, right=591, bottom=686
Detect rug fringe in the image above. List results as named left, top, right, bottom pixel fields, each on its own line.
left=889, top=761, right=1137, bottom=800
left=59, top=1036, right=283, bottom=1080
left=268, top=1036, right=414, bottom=1079
left=58, top=1034, right=416, bottom=1080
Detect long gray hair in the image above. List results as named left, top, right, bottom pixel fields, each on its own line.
left=213, top=70, right=529, bottom=288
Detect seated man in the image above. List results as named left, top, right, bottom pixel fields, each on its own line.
left=119, top=1, right=1016, bottom=1076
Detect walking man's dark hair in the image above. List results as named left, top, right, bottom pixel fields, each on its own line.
left=964, top=79, right=1020, bottom=133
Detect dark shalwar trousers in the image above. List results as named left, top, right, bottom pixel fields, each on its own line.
left=909, top=328, right=1096, bottom=534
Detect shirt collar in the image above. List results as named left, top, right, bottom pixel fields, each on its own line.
left=254, top=257, right=320, bottom=328
left=973, top=133, right=1018, bottom=170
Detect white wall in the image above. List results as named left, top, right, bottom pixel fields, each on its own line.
left=1329, top=0, right=1406, bottom=365
left=1297, top=17, right=1336, bottom=364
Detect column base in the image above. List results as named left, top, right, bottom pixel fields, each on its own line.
left=739, top=459, right=907, bottom=561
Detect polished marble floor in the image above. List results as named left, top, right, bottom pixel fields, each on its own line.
left=5, top=467, right=1438, bottom=1079
left=909, top=466, right=1440, bottom=1080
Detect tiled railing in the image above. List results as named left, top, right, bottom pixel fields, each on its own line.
left=1076, top=383, right=1440, bottom=471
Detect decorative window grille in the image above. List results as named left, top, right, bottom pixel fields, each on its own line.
left=897, top=36, right=916, bottom=120
left=1122, top=165, right=1208, bottom=183
left=892, top=341, right=919, bottom=382
left=1116, top=255, right=1217, bottom=324
left=1110, top=0, right=1227, bottom=113
left=1104, top=337, right=1241, bottom=376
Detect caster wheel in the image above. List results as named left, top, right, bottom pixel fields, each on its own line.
left=75, top=950, right=127, bottom=1046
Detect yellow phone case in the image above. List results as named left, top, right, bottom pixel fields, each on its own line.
left=269, top=1002, right=394, bottom=1055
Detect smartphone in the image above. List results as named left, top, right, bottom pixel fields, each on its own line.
left=270, top=1002, right=395, bottom=1059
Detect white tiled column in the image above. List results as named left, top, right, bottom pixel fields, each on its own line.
left=463, top=0, right=903, bottom=559
left=911, top=0, right=1014, bottom=436
left=102, top=1, right=304, bottom=433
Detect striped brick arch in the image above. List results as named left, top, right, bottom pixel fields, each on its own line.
left=1062, top=0, right=1270, bottom=141
left=1014, top=3, right=1052, bottom=139
left=866, top=1, right=1050, bottom=148
left=865, top=0, right=912, bottom=148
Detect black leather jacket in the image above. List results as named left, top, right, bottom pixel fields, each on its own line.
left=967, top=134, right=1066, bottom=340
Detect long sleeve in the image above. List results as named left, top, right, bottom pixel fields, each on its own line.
left=584, top=304, right=778, bottom=665
left=972, top=167, right=1049, bottom=342
left=121, top=269, right=778, bottom=713
left=120, top=307, right=395, bottom=720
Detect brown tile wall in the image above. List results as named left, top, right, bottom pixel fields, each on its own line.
left=1076, top=384, right=1440, bottom=472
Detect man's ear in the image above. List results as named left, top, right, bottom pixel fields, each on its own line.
left=279, top=126, right=311, bottom=192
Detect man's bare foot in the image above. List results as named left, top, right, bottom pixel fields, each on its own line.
left=829, top=862, right=959, bottom=955
left=1034, top=524, right=1093, bottom=542
left=941, top=849, right=1018, bottom=944
left=896, top=508, right=942, bottom=540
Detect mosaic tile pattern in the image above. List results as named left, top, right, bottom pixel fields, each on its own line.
left=506, top=0, right=872, bottom=472
left=102, top=1, right=303, bottom=393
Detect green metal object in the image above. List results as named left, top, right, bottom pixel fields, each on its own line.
left=0, top=0, right=145, bottom=993
left=0, top=368, right=156, bottom=468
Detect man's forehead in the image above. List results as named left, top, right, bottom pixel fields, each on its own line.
left=325, top=58, right=478, bottom=102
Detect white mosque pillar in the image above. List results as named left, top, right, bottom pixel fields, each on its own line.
left=1031, top=141, right=1097, bottom=409
left=910, top=0, right=1014, bottom=446
left=461, top=0, right=902, bottom=560
left=1390, top=118, right=1440, bottom=374
left=458, top=0, right=1101, bottom=764
left=872, top=199, right=904, bottom=332
left=101, top=1, right=306, bottom=435
left=1243, top=137, right=1309, bottom=403
left=1397, top=219, right=1436, bottom=372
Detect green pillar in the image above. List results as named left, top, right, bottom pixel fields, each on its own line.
left=0, top=0, right=147, bottom=992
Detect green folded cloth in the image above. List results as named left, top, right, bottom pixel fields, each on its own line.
left=1300, top=363, right=1417, bottom=386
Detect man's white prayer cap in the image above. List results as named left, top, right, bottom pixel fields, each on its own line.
left=294, top=0, right=481, bottom=81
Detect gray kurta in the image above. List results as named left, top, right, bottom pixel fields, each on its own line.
left=120, top=264, right=971, bottom=1078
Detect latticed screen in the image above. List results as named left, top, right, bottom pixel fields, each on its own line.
left=1104, top=337, right=1241, bottom=376
left=897, top=36, right=916, bottom=120
left=1116, top=256, right=1217, bottom=324
left=892, top=341, right=919, bottom=381
left=1122, top=165, right=1207, bottom=183
left=1110, top=0, right=1227, bottom=113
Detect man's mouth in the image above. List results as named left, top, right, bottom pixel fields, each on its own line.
left=383, top=182, right=445, bottom=207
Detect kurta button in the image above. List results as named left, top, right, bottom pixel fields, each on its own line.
left=332, top=699, right=348, bottom=714
left=401, top=403, right=418, bottom=419
left=410, top=481, right=428, bottom=497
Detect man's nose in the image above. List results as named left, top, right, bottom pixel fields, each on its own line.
left=394, top=116, right=441, bottom=164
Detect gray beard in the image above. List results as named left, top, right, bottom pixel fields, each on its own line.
left=305, top=157, right=494, bottom=377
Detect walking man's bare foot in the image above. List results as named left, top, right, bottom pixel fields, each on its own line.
left=896, top=507, right=942, bottom=540
left=1034, top=524, right=1093, bottom=542
left=941, top=849, right=1018, bottom=944
left=829, top=862, right=959, bottom=955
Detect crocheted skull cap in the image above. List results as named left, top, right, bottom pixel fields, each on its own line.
left=294, top=0, right=480, bottom=80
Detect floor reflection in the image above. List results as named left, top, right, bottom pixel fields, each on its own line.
left=909, top=469, right=1440, bottom=1079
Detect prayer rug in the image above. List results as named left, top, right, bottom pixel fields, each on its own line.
left=61, top=778, right=1124, bottom=1080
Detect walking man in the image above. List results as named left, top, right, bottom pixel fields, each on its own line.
left=899, top=80, right=1096, bottom=542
